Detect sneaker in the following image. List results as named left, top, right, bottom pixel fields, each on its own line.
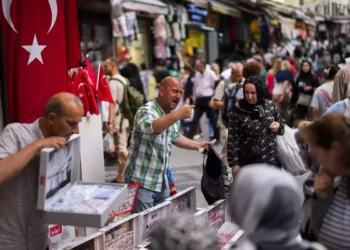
left=193, top=134, right=202, bottom=140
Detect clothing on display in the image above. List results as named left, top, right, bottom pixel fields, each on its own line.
left=112, top=15, right=129, bottom=38
left=154, top=15, right=167, bottom=41
left=110, top=0, right=126, bottom=18
left=48, top=184, right=121, bottom=214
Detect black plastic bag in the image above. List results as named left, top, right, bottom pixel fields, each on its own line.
left=201, top=148, right=226, bottom=205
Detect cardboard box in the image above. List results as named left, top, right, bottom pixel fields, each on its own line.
left=100, top=213, right=140, bottom=250
left=63, top=232, right=104, bottom=250
left=165, top=187, right=196, bottom=215
left=37, top=134, right=127, bottom=228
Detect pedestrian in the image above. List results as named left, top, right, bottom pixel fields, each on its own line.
left=292, top=60, right=320, bottom=121
left=272, top=60, right=294, bottom=109
left=227, top=76, right=285, bottom=176
left=300, top=114, right=350, bottom=250
left=266, top=58, right=282, bottom=98
left=0, top=93, right=83, bottom=250
left=332, top=64, right=350, bottom=104
left=120, top=63, right=146, bottom=101
left=229, top=164, right=326, bottom=250
left=212, top=63, right=223, bottom=81
left=104, top=57, right=130, bottom=183
left=150, top=213, right=218, bottom=250
left=123, top=77, right=211, bottom=213
left=310, top=65, right=339, bottom=120
left=188, top=59, right=219, bottom=141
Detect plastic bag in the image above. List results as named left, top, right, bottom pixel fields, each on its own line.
left=201, top=148, right=226, bottom=205
left=103, top=133, right=115, bottom=153
left=277, top=125, right=306, bottom=175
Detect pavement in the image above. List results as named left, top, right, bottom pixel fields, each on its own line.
left=106, top=116, right=309, bottom=209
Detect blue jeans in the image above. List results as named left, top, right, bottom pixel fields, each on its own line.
left=132, top=179, right=170, bottom=213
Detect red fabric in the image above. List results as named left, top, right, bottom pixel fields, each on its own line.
left=84, top=56, right=97, bottom=89
left=1, top=0, right=81, bottom=123
left=266, top=73, right=275, bottom=95
left=289, top=65, right=297, bottom=78
left=69, top=69, right=99, bottom=115
left=97, top=66, right=114, bottom=103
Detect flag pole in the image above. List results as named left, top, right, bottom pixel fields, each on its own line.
left=96, top=62, right=101, bottom=92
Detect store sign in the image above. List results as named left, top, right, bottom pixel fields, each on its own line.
left=188, top=5, right=208, bottom=27
left=207, top=12, right=219, bottom=29
left=114, top=182, right=140, bottom=216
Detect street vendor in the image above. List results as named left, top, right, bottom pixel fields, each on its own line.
left=0, top=93, right=83, bottom=250
left=123, top=76, right=211, bottom=213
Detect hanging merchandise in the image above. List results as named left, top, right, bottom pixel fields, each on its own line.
left=154, top=15, right=168, bottom=59
left=179, top=6, right=188, bottom=40
left=124, top=12, right=139, bottom=48
left=250, top=18, right=260, bottom=41
left=260, top=16, right=270, bottom=50
left=110, top=0, right=129, bottom=38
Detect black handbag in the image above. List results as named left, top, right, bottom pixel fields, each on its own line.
left=201, top=148, right=226, bottom=205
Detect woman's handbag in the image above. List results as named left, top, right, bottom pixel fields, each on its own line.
left=297, top=93, right=312, bottom=107
left=201, top=148, right=226, bottom=205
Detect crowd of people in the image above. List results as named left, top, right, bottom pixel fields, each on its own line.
left=4, top=38, right=350, bottom=250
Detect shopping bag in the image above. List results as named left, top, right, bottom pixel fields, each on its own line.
left=277, top=125, right=307, bottom=175
left=103, top=133, right=115, bottom=153
left=201, top=148, right=226, bottom=205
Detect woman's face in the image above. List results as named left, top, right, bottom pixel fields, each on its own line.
left=244, top=83, right=258, bottom=104
left=302, top=62, right=311, bottom=73
left=309, top=143, right=344, bottom=177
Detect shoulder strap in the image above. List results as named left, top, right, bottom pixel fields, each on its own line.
left=109, top=77, right=126, bottom=86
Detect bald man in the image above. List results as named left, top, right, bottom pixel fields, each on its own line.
left=0, top=92, right=84, bottom=250
left=124, top=77, right=211, bottom=212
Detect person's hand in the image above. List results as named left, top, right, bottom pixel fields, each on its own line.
left=105, top=122, right=114, bottom=134
left=232, top=165, right=240, bottom=175
left=36, top=137, right=66, bottom=150
left=298, top=120, right=312, bottom=129
left=269, top=122, right=280, bottom=133
left=314, top=167, right=334, bottom=199
left=304, top=86, right=312, bottom=92
left=175, top=105, right=195, bottom=120
left=107, top=210, right=117, bottom=224
left=196, top=141, right=212, bottom=151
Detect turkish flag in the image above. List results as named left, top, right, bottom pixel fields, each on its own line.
left=1, top=0, right=81, bottom=123
left=97, top=66, right=114, bottom=104
left=69, top=68, right=99, bottom=116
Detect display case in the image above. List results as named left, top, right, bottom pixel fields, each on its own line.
left=100, top=214, right=140, bottom=250
left=165, top=187, right=196, bottom=215
left=37, top=134, right=127, bottom=228
left=63, top=232, right=105, bottom=250
left=138, top=201, right=171, bottom=243
left=206, top=199, right=227, bottom=233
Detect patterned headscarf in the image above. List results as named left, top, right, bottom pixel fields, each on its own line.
left=150, top=213, right=218, bottom=250
left=239, top=76, right=265, bottom=115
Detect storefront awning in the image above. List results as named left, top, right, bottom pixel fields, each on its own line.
left=236, top=5, right=265, bottom=16
left=187, top=0, right=209, bottom=9
left=123, top=0, right=168, bottom=15
left=210, top=0, right=241, bottom=18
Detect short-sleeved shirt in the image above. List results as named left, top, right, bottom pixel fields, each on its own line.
left=310, top=81, right=334, bottom=116
left=0, top=119, right=48, bottom=250
left=324, top=99, right=349, bottom=116
left=193, top=69, right=217, bottom=99
left=123, top=100, right=182, bottom=192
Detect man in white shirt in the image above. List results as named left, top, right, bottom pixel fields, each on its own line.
left=221, top=62, right=235, bottom=80
left=188, top=60, right=219, bottom=141
left=104, top=57, right=130, bottom=183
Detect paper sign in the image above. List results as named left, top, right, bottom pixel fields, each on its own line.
left=114, top=182, right=140, bottom=216
left=48, top=225, right=76, bottom=250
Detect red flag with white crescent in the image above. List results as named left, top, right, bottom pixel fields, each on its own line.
left=97, top=65, right=114, bottom=104
left=1, top=0, right=81, bottom=123
left=69, top=68, right=99, bottom=116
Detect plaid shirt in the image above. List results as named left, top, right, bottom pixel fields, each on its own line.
left=123, top=100, right=182, bottom=192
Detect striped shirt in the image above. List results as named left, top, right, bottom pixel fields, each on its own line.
left=318, top=177, right=350, bottom=250
left=0, top=119, right=48, bottom=250
left=123, top=100, right=182, bottom=192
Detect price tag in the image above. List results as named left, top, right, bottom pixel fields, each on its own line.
left=115, top=182, right=140, bottom=216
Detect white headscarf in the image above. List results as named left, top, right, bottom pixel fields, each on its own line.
left=229, top=165, right=304, bottom=250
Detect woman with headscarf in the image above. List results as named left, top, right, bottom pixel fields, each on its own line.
left=229, top=164, right=326, bottom=250
left=150, top=213, right=218, bottom=250
left=120, top=63, right=146, bottom=101
left=292, top=60, right=320, bottom=121
left=227, top=76, right=285, bottom=175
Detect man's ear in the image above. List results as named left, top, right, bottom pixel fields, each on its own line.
left=47, top=112, right=57, bottom=125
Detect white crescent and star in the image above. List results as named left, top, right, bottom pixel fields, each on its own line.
left=101, top=75, right=109, bottom=88
left=2, top=0, right=58, bottom=65
left=22, top=35, right=46, bottom=65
